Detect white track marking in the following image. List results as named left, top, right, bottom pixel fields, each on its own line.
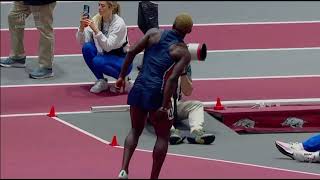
left=50, top=116, right=320, bottom=177
left=2, top=21, right=320, bottom=31
left=209, top=47, right=320, bottom=53
left=2, top=98, right=320, bottom=118
left=91, top=98, right=320, bottom=112
left=0, top=1, right=13, bottom=4
left=1, top=54, right=81, bottom=59
left=2, top=47, right=320, bottom=60
left=1, top=75, right=320, bottom=88
left=0, top=1, right=83, bottom=4
left=1, top=82, right=94, bottom=88
left=191, top=75, right=320, bottom=81
left=1, top=111, right=91, bottom=118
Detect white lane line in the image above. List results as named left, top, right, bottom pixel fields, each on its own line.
left=51, top=116, right=320, bottom=177
left=2, top=20, right=320, bottom=31
left=1, top=75, right=320, bottom=88
left=192, top=75, right=320, bottom=81
left=2, top=46, right=320, bottom=59
left=0, top=54, right=83, bottom=59
left=0, top=47, right=320, bottom=59
left=209, top=47, right=320, bottom=52
left=2, top=98, right=320, bottom=118
left=0, top=1, right=84, bottom=4
left=1, top=82, right=94, bottom=88
left=90, top=98, right=320, bottom=113
left=1, top=111, right=91, bottom=118
left=0, top=1, right=13, bottom=4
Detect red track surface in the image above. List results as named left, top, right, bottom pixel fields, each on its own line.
left=2, top=23, right=320, bottom=56
left=2, top=21, right=320, bottom=179
left=2, top=116, right=319, bottom=179
left=1, top=77, right=319, bottom=115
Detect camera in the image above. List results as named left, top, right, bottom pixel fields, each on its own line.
left=187, top=43, right=207, bottom=61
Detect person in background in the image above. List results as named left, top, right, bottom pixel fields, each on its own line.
left=275, top=134, right=320, bottom=163
left=77, top=1, right=132, bottom=94
left=0, top=0, right=57, bottom=79
left=169, top=63, right=215, bottom=145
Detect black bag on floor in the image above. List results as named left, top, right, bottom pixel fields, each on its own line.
left=138, top=1, right=159, bottom=34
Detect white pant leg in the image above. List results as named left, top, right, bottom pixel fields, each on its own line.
left=170, top=124, right=176, bottom=132
left=176, top=100, right=204, bottom=133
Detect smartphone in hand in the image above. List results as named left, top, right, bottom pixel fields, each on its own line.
left=83, top=4, right=90, bottom=19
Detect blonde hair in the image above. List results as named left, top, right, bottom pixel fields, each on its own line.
left=106, top=1, right=120, bottom=15
left=92, top=1, right=121, bottom=31
left=92, top=14, right=102, bottom=31
left=173, top=12, right=193, bottom=34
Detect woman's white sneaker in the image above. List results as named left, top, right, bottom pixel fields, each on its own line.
left=90, top=79, right=108, bottom=93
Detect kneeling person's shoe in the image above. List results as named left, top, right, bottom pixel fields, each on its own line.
left=29, top=67, right=54, bottom=79
left=0, top=57, right=26, bottom=68
left=187, top=129, right=215, bottom=145
left=169, top=129, right=185, bottom=145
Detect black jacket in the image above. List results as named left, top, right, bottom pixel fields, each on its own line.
left=23, top=0, right=56, bottom=6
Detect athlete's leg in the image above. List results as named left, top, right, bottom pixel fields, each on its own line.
left=120, top=106, right=148, bottom=174
left=149, top=111, right=173, bottom=179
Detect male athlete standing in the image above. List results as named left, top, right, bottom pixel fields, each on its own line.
left=116, top=13, right=193, bottom=179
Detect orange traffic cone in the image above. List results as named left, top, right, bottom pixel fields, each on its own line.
left=109, top=135, right=119, bottom=146
left=47, top=106, right=56, bottom=117
left=213, top=97, right=225, bottom=110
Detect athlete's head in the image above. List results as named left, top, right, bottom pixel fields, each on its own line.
left=172, top=12, right=193, bottom=37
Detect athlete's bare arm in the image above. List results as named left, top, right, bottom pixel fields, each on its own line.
left=161, top=43, right=191, bottom=109
left=118, top=28, right=161, bottom=80
left=180, top=71, right=193, bottom=96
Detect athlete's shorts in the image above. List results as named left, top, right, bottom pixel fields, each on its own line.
left=128, top=85, right=163, bottom=111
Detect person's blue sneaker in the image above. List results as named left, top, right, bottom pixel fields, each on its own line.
left=0, top=57, right=26, bottom=68
left=29, top=67, right=54, bottom=79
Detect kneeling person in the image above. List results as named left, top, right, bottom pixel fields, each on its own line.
left=170, top=64, right=215, bottom=145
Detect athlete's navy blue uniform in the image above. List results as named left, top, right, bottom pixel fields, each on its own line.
left=128, top=30, right=183, bottom=110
